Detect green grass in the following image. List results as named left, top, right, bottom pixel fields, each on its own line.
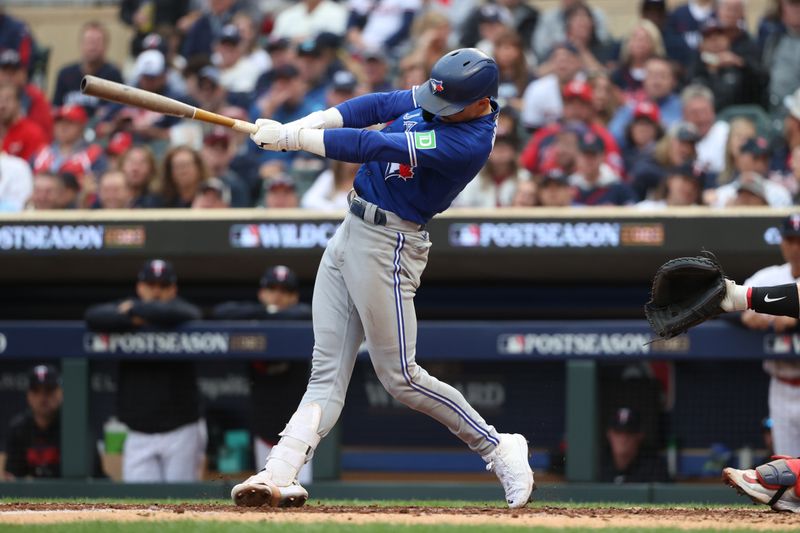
left=0, top=524, right=790, bottom=533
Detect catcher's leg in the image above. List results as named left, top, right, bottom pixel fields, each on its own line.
left=723, top=457, right=800, bottom=512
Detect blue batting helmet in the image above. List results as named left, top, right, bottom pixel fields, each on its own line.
left=414, top=48, right=498, bottom=117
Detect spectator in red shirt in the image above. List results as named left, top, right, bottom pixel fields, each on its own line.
left=0, top=49, right=53, bottom=140
left=520, top=80, right=623, bottom=176
left=0, top=82, right=47, bottom=161
left=32, top=105, right=105, bottom=185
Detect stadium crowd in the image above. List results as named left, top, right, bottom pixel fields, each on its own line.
left=1, top=0, right=800, bottom=210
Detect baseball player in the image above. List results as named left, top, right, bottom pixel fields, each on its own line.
left=231, top=48, right=534, bottom=510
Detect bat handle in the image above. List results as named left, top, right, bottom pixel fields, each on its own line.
left=231, top=120, right=259, bottom=135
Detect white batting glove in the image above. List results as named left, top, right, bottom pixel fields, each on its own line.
left=250, top=118, right=302, bottom=152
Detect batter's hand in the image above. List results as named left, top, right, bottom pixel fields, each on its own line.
left=250, top=119, right=302, bottom=152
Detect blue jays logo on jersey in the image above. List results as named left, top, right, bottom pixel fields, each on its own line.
left=384, top=162, right=415, bottom=182
left=430, top=79, right=444, bottom=94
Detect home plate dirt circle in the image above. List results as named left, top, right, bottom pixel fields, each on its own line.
left=0, top=503, right=798, bottom=530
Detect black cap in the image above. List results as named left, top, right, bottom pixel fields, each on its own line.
left=29, top=365, right=61, bottom=390
left=668, top=161, right=704, bottom=183
left=546, top=41, right=579, bottom=60
left=315, top=32, right=342, bottom=51
left=260, top=265, right=299, bottom=291
left=781, top=214, right=800, bottom=237
left=641, top=0, right=666, bottom=10
left=608, top=407, right=642, bottom=433
left=272, top=63, right=300, bottom=80
left=0, top=49, right=21, bottom=68
left=671, top=121, right=700, bottom=143
left=265, top=36, right=291, bottom=52
left=740, top=136, right=770, bottom=158
left=297, top=38, right=322, bottom=56
left=219, top=24, right=241, bottom=44
left=198, top=65, right=221, bottom=85
left=138, top=259, right=177, bottom=284
left=199, top=177, right=232, bottom=205
left=478, top=4, right=504, bottom=24
left=541, top=168, right=570, bottom=185
left=331, top=70, right=358, bottom=92
left=578, top=131, right=605, bottom=154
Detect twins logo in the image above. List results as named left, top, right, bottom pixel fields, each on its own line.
left=384, top=162, right=415, bottom=182
left=430, top=78, right=444, bottom=94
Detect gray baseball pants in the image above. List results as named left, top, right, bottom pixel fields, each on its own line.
left=297, top=197, right=500, bottom=456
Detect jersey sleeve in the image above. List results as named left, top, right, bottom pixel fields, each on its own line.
left=323, top=127, right=476, bottom=173
left=334, top=90, right=416, bottom=128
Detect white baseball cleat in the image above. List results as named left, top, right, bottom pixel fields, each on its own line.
left=483, top=433, right=536, bottom=509
left=723, top=457, right=800, bottom=513
left=231, top=469, right=308, bottom=508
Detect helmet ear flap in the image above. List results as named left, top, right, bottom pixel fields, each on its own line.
left=422, top=110, right=435, bottom=122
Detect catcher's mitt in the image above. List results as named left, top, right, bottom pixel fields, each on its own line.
left=645, top=252, right=727, bottom=339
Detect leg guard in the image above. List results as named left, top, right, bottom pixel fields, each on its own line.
left=756, top=458, right=798, bottom=506
left=265, top=403, right=321, bottom=486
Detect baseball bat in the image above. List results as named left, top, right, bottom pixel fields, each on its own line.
left=80, top=75, right=259, bottom=134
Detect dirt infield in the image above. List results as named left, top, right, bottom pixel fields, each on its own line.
left=0, top=502, right=798, bottom=530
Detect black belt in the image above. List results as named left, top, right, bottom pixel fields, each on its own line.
left=349, top=198, right=387, bottom=226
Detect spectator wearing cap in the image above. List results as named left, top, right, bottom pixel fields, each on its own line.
left=32, top=105, right=105, bottom=187
left=687, top=17, right=764, bottom=112
left=0, top=8, right=35, bottom=72
left=521, top=80, right=623, bottom=177
left=253, top=37, right=296, bottom=97
left=215, top=24, right=263, bottom=95
left=98, top=50, right=184, bottom=145
left=608, top=57, right=682, bottom=146
left=346, top=0, right=420, bottom=57
left=191, top=177, right=232, bottom=208
left=535, top=170, right=574, bottom=207
left=532, top=0, right=611, bottom=61
left=521, top=42, right=583, bottom=131
left=460, top=0, right=538, bottom=54
left=105, top=131, right=133, bottom=171
left=622, top=101, right=665, bottom=173
left=52, top=21, right=123, bottom=121
left=272, top=0, right=348, bottom=42
left=56, top=172, right=82, bottom=210
left=403, top=11, right=452, bottom=75
left=301, top=159, right=360, bottom=210
left=156, top=146, right=208, bottom=208
left=454, top=134, right=529, bottom=208
left=325, top=70, right=360, bottom=108
left=262, top=175, right=300, bottom=208
left=636, top=162, right=705, bottom=209
left=94, top=170, right=133, bottom=209
left=360, top=51, right=392, bottom=94
left=630, top=121, right=699, bottom=200
left=211, top=265, right=312, bottom=484
left=611, top=20, right=666, bottom=104
left=740, top=213, right=800, bottom=457
left=727, top=171, right=772, bottom=206
left=0, top=49, right=53, bottom=141
left=716, top=0, right=759, bottom=62
left=119, top=145, right=162, bottom=208
left=681, top=84, right=730, bottom=174
left=471, top=4, right=513, bottom=58
left=200, top=127, right=251, bottom=206
left=772, top=87, right=800, bottom=174
left=85, top=259, right=204, bottom=482
left=711, top=143, right=792, bottom=207
left=4, top=365, right=63, bottom=479
left=293, top=38, right=333, bottom=107
left=642, top=0, right=669, bottom=29
left=600, top=407, right=668, bottom=483
left=665, top=0, right=715, bottom=64
left=763, top=0, right=800, bottom=115
left=0, top=82, right=46, bottom=161
left=181, top=0, right=239, bottom=60
left=570, top=132, right=636, bottom=206
left=119, top=0, right=192, bottom=57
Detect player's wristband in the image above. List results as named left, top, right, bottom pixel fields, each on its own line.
left=751, top=284, right=800, bottom=318
left=288, top=109, right=344, bottom=130
left=298, top=129, right=326, bottom=157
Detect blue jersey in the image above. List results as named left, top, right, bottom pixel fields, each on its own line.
left=324, top=90, right=498, bottom=224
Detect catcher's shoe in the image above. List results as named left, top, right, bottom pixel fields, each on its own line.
left=483, top=433, right=536, bottom=509
left=231, top=469, right=308, bottom=508
left=723, top=457, right=800, bottom=513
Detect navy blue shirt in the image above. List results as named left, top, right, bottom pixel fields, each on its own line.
left=325, top=90, right=498, bottom=224
left=53, top=62, right=123, bottom=118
